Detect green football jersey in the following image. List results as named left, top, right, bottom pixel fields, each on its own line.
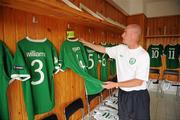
left=147, top=44, right=164, bottom=67
left=59, top=39, right=103, bottom=95
left=109, top=43, right=116, bottom=76
left=164, top=44, right=180, bottom=69
left=99, top=42, right=109, bottom=82
left=0, top=40, right=13, bottom=120
left=11, top=37, right=59, bottom=120
left=85, top=46, right=99, bottom=78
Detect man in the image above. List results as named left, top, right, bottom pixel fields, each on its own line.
left=80, top=24, right=150, bottom=120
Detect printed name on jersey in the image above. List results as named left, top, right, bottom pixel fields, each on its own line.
left=87, top=49, right=95, bottom=53
left=26, top=50, right=46, bottom=57
left=152, top=48, right=160, bottom=50
left=72, top=47, right=80, bottom=52
left=169, top=48, right=175, bottom=50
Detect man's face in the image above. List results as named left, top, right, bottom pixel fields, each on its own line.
left=121, top=28, right=132, bottom=45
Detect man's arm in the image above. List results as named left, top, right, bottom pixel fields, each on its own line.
left=80, top=39, right=106, bottom=53
left=102, top=79, right=144, bottom=89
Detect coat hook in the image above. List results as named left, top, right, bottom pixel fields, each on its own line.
left=88, top=28, right=91, bottom=33
left=67, top=24, right=71, bottom=30
left=32, top=16, right=38, bottom=23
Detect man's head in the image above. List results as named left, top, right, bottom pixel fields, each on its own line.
left=121, top=24, right=141, bottom=47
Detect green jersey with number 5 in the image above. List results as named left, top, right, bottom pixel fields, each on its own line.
left=59, top=39, right=103, bottom=95
left=85, top=47, right=99, bottom=78
left=11, top=37, right=60, bottom=120
left=164, top=44, right=180, bottom=69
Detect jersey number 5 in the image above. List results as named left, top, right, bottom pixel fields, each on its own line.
left=88, top=54, right=94, bottom=69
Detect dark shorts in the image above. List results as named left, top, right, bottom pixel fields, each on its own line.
left=118, top=89, right=150, bottom=120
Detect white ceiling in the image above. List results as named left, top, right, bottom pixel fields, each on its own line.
left=107, top=0, right=180, bottom=17
left=144, top=0, right=177, bottom=3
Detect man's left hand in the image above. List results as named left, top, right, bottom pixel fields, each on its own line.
left=102, top=82, right=118, bottom=89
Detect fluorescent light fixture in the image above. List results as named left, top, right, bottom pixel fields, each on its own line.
left=80, top=3, right=104, bottom=20
left=62, top=0, right=82, bottom=12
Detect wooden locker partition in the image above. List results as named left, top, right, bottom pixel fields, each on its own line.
left=146, top=16, right=180, bottom=81
left=0, top=1, right=125, bottom=119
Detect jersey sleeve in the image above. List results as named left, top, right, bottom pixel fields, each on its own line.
left=59, top=43, right=67, bottom=71
left=160, top=44, right=164, bottom=56
left=98, top=52, right=102, bottom=63
left=11, top=44, right=30, bottom=81
left=135, top=53, right=150, bottom=81
left=164, top=45, right=168, bottom=55
left=2, top=42, right=14, bottom=83
left=52, top=45, right=60, bottom=74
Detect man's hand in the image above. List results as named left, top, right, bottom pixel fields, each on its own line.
left=103, top=79, right=144, bottom=89
left=103, top=82, right=118, bottom=89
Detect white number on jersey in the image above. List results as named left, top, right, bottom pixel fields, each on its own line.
left=168, top=50, right=175, bottom=59
left=31, top=59, right=44, bottom=85
left=102, top=54, right=106, bottom=67
left=152, top=50, right=159, bottom=58
left=76, top=54, right=86, bottom=69
left=88, top=54, right=94, bottom=69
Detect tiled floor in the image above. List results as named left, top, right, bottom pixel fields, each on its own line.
left=150, top=91, right=180, bottom=120
left=84, top=90, right=180, bottom=120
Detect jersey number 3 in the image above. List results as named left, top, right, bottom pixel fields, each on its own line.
left=31, top=59, right=44, bottom=85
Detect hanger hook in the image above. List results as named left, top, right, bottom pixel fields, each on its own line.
left=32, top=16, right=38, bottom=24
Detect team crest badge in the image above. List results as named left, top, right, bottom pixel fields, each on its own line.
left=129, top=58, right=136, bottom=65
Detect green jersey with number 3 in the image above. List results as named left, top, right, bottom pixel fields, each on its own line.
left=147, top=44, right=163, bottom=67
left=164, top=44, right=180, bottom=69
left=0, top=40, right=13, bottom=120
left=85, top=46, right=99, bottom=78
left=59, top=39, right=103, bottom=95
left=11, top=37, right=59, bottom=120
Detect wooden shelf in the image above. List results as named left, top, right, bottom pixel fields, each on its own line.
left=0, top=0, right=125, bottom=33
left=145, top=34, right=180, bottom=38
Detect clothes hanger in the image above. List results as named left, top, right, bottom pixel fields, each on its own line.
left=151, top=43, right=161, bottom=46
left=26, top=36, right=47, bottom=42
left=168, top=43, right=177, bottom=46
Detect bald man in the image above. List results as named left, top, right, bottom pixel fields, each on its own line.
left=80, top=24, right=150, bottom=120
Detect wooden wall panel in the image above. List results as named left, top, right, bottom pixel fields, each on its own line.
left=0, top=7, right=3, bottom=40
left=146, top=16, right=180, bottom=81
left=147, top=15, right=180, bottom=36
left=1, top=5, right=124, bottom=120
